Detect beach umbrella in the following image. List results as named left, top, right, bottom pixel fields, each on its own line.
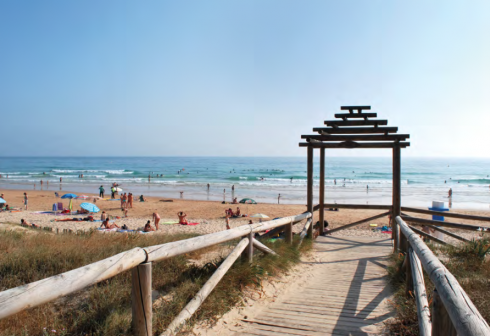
left=80, top=202, right=100, bottom=213
left=251, top=213, right=269, bottom=218
left=61, top=193, right=77, bottom=199
left=61, top=194, right=77, bottom=212
left=239, top=198, right=257, bottom=204
left=0, top=198, right=5, bottom=204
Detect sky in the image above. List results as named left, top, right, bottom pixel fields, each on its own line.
left=0, top=1, right=489, bottom=157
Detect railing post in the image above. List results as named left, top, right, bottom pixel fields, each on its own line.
left=242, top=232, right=254, bottom=263
left=285, top=221, right=293, bottom=244
left=405, top=246, right=413, bottom=297
left=132, top=262, right=152, bottom=336
left=307, top=145, right=314, bottom=239
left=431, top=289, right=457, bottom=336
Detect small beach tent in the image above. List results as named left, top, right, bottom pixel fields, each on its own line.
left=251, top=213, right=269, bottom=218
left=239, top=198, right=257, bottom=204
left=80, top=202, right=100, bottom=213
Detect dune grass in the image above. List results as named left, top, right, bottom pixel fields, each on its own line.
left=386, top=237, right=490, bottom=335
left=0, top=228, right=310, bottom=335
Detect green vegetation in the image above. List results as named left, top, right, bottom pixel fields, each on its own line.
left=386, top=237, right=490, bottom=335
left=0, top=229, right=311, bottom=335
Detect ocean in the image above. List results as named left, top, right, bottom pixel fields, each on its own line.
left=0, top=157, right=489, bottom=210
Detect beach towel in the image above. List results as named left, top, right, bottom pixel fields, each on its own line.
left=162, top=221, right=179, bottom=225
left=97, top=228, right=118, bottom=233
left=181, top=222, right=199, bottom=226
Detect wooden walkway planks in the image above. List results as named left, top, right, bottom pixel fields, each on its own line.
left=236, top=236, right=394, bottom=335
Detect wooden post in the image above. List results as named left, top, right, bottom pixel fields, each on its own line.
left=242, top=232, right=254, bottom=263
left=132, top=262, right=152, bottom=336
left=285, top=221, right=293, bottom=244
left=405, top=246, right=413, bottom=297
left=319, top=147, right=325, bottom=235
left=307, top=146, right=314, bottom=239
left=432, top=289, right=457, bottom=336
left=392, top=143, right=401, bottom=252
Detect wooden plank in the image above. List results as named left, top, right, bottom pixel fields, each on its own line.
left=328, top=211, right=391, bottom=234
left=313, top=126, right=398, bottom=134
left=299, top=142, right=410, bottom=148
left=396, top=217, right=490, bottom=335
left=302, top=134, right=410, bottom=141
left=319, top=147, right=325, bottom=235
left=401, top=216, right=485, bottom=231
left=253, top=238, right=278, bottom=255
left=324, top=120, right=388, bottom=127
left=430, top=225, right=471, bottom=242
left=323, top=203, right=392, bottom=210
left=340, top=105, right=371, bottom=111
left=409, top=248, right=431, bottom=336
left=163, top=238, right=249, bottom=335
left=335, top=112, right=377, bottom=119
left=401, top=206, right=490, bottom=222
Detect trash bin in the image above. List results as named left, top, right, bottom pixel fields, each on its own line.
left=428, top=200, right=449, bottom=241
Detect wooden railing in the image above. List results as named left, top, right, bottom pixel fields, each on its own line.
left=0, top=212, right=311, bottom=336
left=396, top=216, right=490, bottom=336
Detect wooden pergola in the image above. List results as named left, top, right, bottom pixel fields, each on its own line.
left=299, top=105, right=410, bottom=249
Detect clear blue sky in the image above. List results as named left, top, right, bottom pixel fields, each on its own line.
left=1, top=1, right=489, bottom=157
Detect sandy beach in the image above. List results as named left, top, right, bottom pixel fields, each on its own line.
left=1, top=189, right=490, bottom=240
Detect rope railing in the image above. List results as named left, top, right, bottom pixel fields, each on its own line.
left=0, top=212, right=311, bottom=335
left=396, top=216, right=490, bottom=336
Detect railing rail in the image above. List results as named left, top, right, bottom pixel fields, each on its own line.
left=396, top=216, right=490, bottom=336
left=0, top=211, right=312, bottom=331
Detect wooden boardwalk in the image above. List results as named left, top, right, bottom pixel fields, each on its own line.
left=237, top=236, right=394, bottom=336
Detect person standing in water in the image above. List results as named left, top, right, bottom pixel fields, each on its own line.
left=207, top=183, right=210, bottom=191
left=278, top=193, right=281, bottom=204
left=448, top=188, right=453, bottom=198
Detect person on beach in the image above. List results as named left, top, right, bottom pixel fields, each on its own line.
left=128, top=193, right=133, bottom=208
left=144, top=220, right=155, bottom=232
left=232, top=185, right=235, bottom=191
left=122, top=208, right=128, bottom=217
left=111, top=187, right=115, bottom=199
left=448, top=188, right=453, bottom=198
left=207, top=184, right=210, bottom=191
left=178, top=212, right=188, bottom=225
left=248, top=220, right=253, bottom=224
left=236, top=207, right=241, bottom=216
left=153, top=212, right=161, bottom=230
left=100, top=219, right=120, bottom=229
left=101, top=211, right=107, bottom=221
left=180, top=191, right=184, bottom=199
left=121, top=193, right=126, bottom=208
left=139, top=195, right=147, bottom=202
left=23, top=193, right=28, bottom=210
left=278, top=193, right=281, bottom=204
left=21, top=219, right=40, bottom=228
left=99, top=185, right=104, bottom=198
left=60, top=177, right=62, bottom=183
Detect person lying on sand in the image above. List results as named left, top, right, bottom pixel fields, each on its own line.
left=178, top=212, right=188, bottom=225
left=100, top=219, right=120, bottom=229
left=143, top=220, right=155, bottom=232
left=21, top=219, right=40, bottom=228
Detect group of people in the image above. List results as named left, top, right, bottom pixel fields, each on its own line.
left=120, top=193, right=134, bottom=209
left=225, top=207, right=241, bottom=217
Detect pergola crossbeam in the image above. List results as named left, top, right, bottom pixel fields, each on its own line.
left=301, top=134, right=410, bottom=142
left=299, top=142, right=410, bottom=148
left=324, top=120, right=388, bottom=127
left=313, top=126, right=398, bottom=134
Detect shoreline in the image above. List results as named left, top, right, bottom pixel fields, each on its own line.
left=1, top=181, right=489, bottom=211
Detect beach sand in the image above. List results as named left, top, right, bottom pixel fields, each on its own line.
left=1, top=189, right=490, bottom=239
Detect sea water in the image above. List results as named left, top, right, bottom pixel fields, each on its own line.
left=0, top=157, right=489, bottom=210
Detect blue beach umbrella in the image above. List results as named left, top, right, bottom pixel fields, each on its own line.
left=0, top=198, right=5, bottom=204
left=80, top=202, right=100, bottom=213
left=61, top=194, right=77, bottom=211
left=61, top=193, right=77, bottom=199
